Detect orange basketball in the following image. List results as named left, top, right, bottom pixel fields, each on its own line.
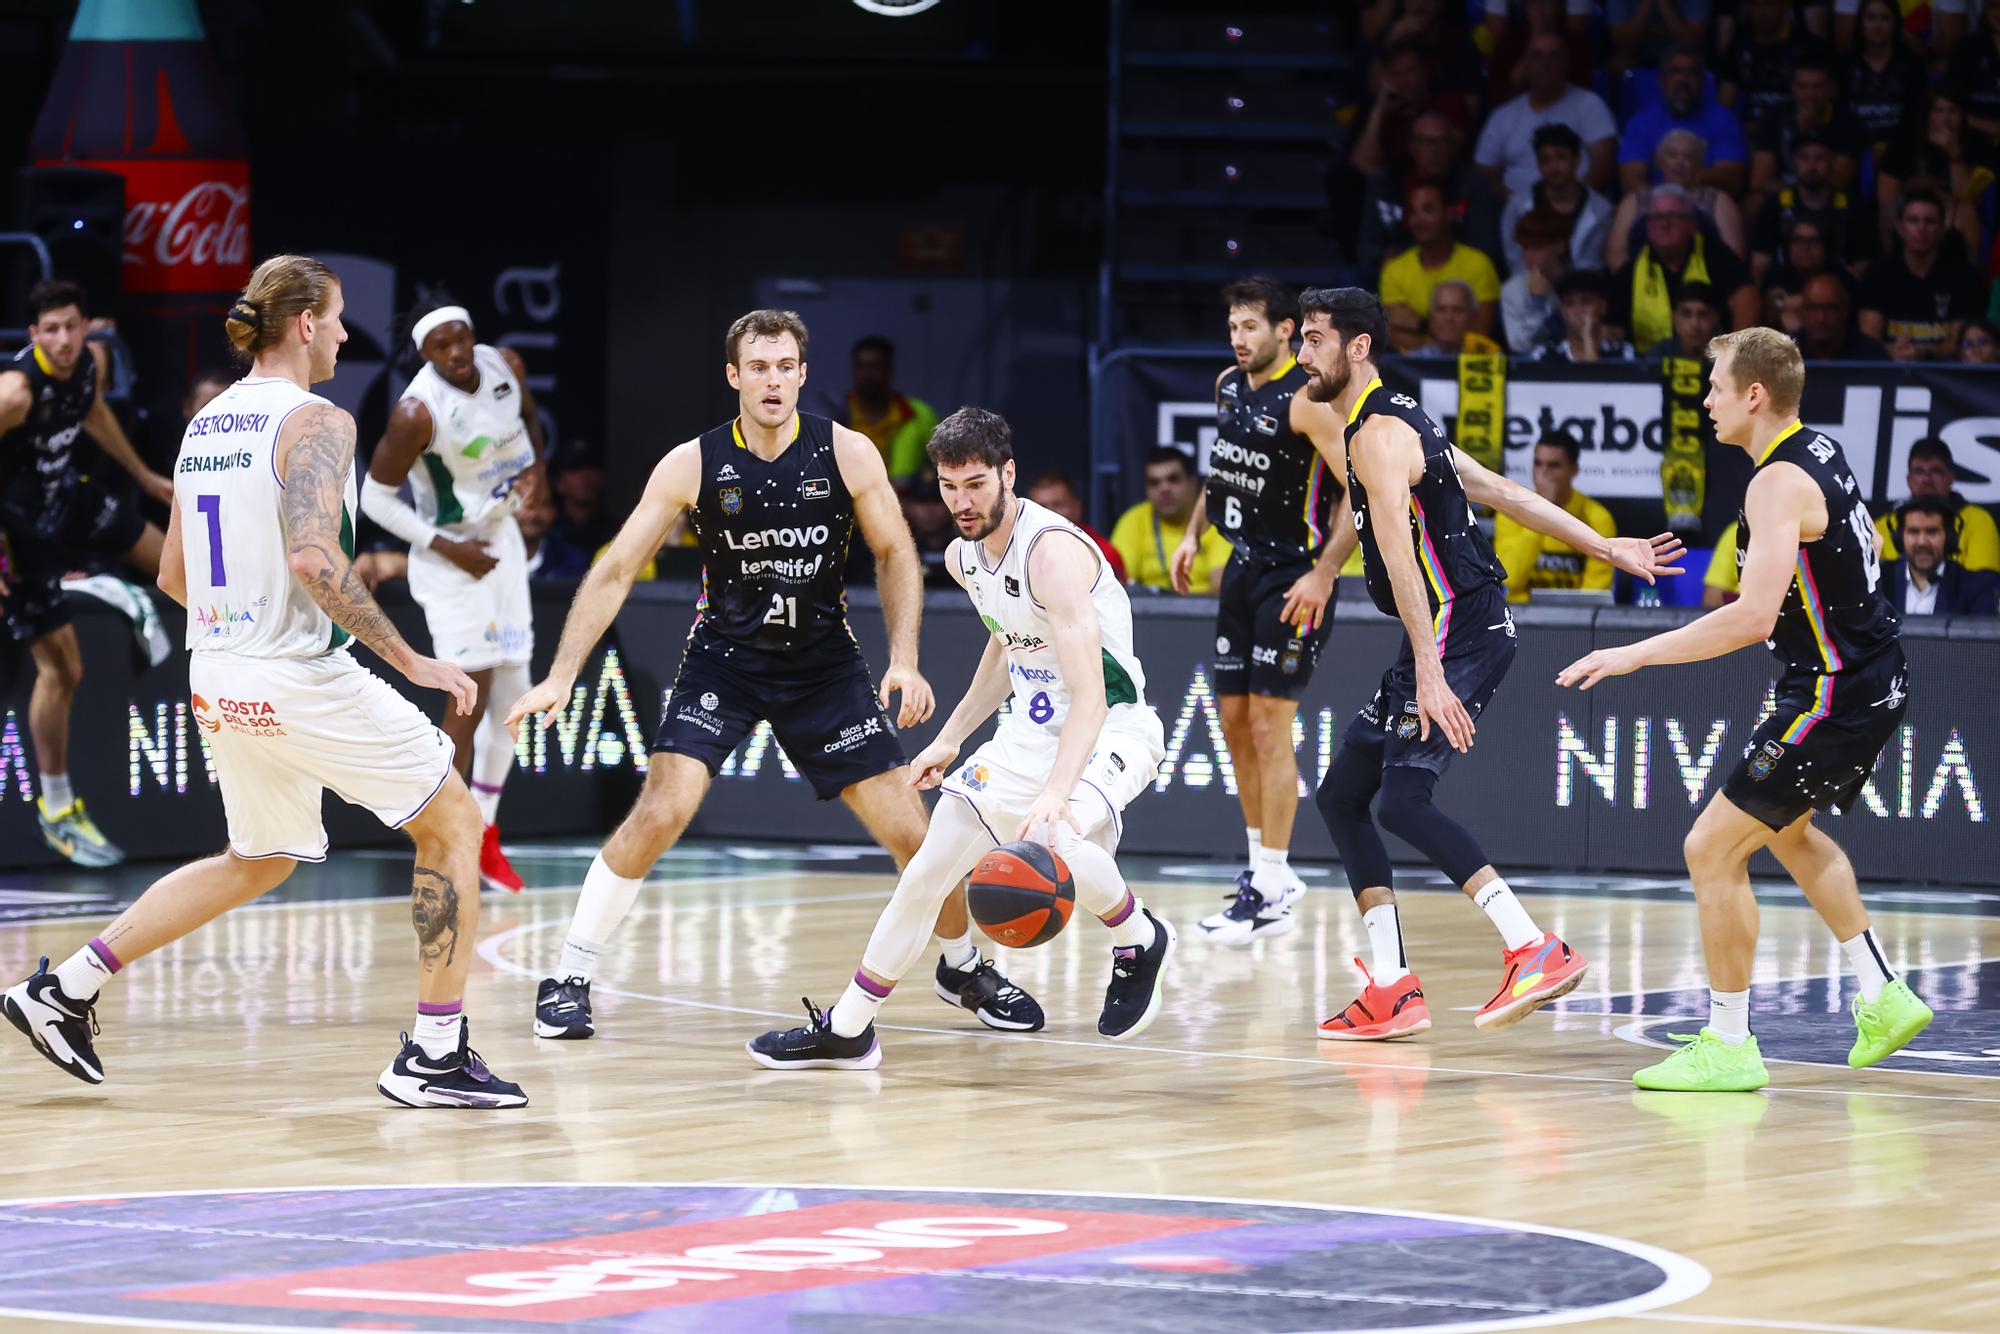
left=967, top=841, right=1075, bottom=948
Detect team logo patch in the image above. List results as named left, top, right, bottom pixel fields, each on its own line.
left=960, top=762, right=990, bottom=790
left=1004, top=576, right=1021, bottom=598
left=700, top=692, right=721, bottom=711
left=802, top=477, right=831, bottom=500
left=720, top=486, right=743, bottom=515
left=1395, top=700, right=1421, bottom=740
left=1281, top=638, right=1303, bottom=674
left=1253, top=413, right=1279, bottom=436
left=1749, top=741, right=1784, bottom=781
left=492, top=382, right=513, bottom=400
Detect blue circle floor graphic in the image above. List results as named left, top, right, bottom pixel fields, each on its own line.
left=0, top=1183, right=1708, bottom=1332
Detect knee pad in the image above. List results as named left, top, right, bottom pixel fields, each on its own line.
left=1376, top=765, right=1489, bottom=887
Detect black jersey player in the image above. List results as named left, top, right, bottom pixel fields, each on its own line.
left=1560, top=327, right=1933, bottom=1092
left=0, top=280, right=174, bottom=868
left=1173, top=278, right=1348, bottom=947
left=1296, top=288, right=1682, bottom=1042
left=508, top=310, right=1040, bottom=1040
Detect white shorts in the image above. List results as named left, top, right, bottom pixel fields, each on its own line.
left=190, top=649, right=457, bottom=862
left=939, top=705, right=1165, bottom=850
left=408, top=516, right=533, bottom=670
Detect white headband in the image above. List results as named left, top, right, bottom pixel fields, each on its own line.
left=412, top=305, right=472, bottom=349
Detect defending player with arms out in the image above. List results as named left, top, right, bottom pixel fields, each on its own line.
left=0, top=256, right=526, bottom=1108
left=1560, top=327, right=1934, bottom=1092
left=1172, top=277, right=1347, bottom=945
left=362, top=299, right=548, bottom=895
left=508, top=312, right=1041, bottom=1041
left=747, top=408, right=1173, bottom=1069
left=1298, top=287, right=1683, bottom=1041
left=0, top=280, right=177, bottom=868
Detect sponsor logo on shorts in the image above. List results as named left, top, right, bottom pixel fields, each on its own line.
left=960, top=762, right=990, bottom=790
left=1215, top=636, right=1230, bottom=655
left=1107, top=752, right=1126, bottom=773
left=823, top=716, right=886, bottom=754
left=700, top=691, right=721, bottom=711
left=802, top=477, right=831, bottom=500
left=190, top=693, right=220, bottom=734
left=1252, top=645, right=1278, bottom=666
left=676, top=706, right=724, bottom=736
left=208, top=696, right=285, bottom=737
left=720, top=486, right=744, bottom=515
left=1748, top=741, right=1784, bottom=781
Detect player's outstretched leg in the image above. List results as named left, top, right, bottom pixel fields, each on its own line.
left=2, top=852, right=295, bottom=1084
left=379, top=778, right=526, bottom=1108
left=535, top=754, right=711, bottom=1040
left=1765, top=814, right=1932, bottom=1068
left=1315, top=741, right=1431, bottom=1039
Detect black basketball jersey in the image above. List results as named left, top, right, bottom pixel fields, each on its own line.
left=1735, top=422, right=1899, bottom=674
left=1343, top=378, right=1506, bottom=620
left=688, top=412, right=855, bottom=652
left=0, top=343, right=95, bottom=537
left=1209, top=358, right=1334, bottom=565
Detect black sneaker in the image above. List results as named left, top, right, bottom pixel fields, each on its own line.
left=377, top=1022, right=528, bottom=1108
left=1098, top=910, right=1177, bottom=1042
left=534, top=976, right=593, bottom=1039
left=935, top=955, right=1045, bottom=1032
left=746, top=998, right=882, bottom=1070
left=2, top=957, right=104, bottom=1084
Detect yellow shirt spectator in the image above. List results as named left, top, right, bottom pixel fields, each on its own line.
left=1493, top=490, right=1617, bottom=602
left=1706, top=520, right=1741, bottom=603
left=1379, top=242, right=1502, bottom=322
left=1112, top=502, right=1231, bottom=593
left=1874, top=503, right=2000, bottom=574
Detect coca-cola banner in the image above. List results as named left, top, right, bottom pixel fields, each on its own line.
left=1097, top=352, right=2000, bottom=527
left=117, top=159, right=251, bottom=293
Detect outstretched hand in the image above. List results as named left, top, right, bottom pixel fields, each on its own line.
left=1556, top=644, right=1642, bottom=691
left=1607, top=532, right=1687, bottom=586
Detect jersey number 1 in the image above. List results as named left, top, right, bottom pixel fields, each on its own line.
left=196, top=494, right=226, bottom=586
left=765, top=593, right=797, bottom=627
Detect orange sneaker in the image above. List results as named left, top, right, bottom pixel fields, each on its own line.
left=479, top=825, right=524, bottom=894
left=1318, top=960, right=1432, bottom=1041
left=1474, top=933, right=1587, bottom=1030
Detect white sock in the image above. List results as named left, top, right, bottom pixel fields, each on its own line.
left=1707, top=988, right=1751, bottom=1045
left=1473, top=878, right=1541, bottom=951
left=414, top=1007, right=465, bottom=1060
left=830, top=973, right=890, bottom=1037
left=1840, top=927, right=1894, bottom=1003
left=1246, top=827, right=1262, bottom=864
left=1250, top=845, right=1292, bottom=896
left=558, top=854, right=645, bottom=982
left=1056, top=830, right=1156, bottom=950
left=936, top=931, right=977, bottom=971
left=54, top=943, right=116, bottom=1002
left=1363, top=903, right=1407, bottom=982
left=470, top=706, right=517, bottom=825
left=41, top=772, right=73, bottom=811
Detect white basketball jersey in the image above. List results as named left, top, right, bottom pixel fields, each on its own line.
left=956, top=498, right=1147, bottom=739
left=399, top=344, right=534, bottom=533
left=175, top=376, right=356, bottom=659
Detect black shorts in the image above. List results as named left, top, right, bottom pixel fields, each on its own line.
left=0, top=481, right=147, bottom=643
left=1211, top=553, right=1335, bottom=700
left=652, top=631, right=907, bottom=801
left=1723, top=649, right=1910, bottom=831
left=1342, top=583, right=1518, bottom=775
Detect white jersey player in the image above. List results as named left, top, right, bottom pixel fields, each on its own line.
left=748, top=407, right=1176, bottom=1070
left=0, top=255, right=526, bottom=1109
left=362, top=304, right=546, bottom=895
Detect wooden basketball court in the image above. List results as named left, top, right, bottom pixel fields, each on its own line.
left=1, top=842, right=1995, bottom=1332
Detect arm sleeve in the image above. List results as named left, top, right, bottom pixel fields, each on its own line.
left=360, top=474, right=440, bottom=551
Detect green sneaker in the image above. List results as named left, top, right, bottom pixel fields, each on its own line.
left=37, top=798, right=125, bottom=868
left=1848, top=979, right=1933, bottom=1068
left=1633, top=1029, right=1769, bottom=1092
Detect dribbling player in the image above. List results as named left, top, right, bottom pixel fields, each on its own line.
left=510, top=312, right=1041, bottom=1040
left=363, top=300, right=547, bottom=894
left=748, top=408, right=1173, bottom=1069
left=1560, top=327, right=1933, bottom=1091
left=1298, top=287, right=1681, bottom=1040
left=0, top=255, right=526, bottom=1108
left=1173, top=277, right=1346, bottom=944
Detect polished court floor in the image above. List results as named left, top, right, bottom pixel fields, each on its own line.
left=1, top=841, right=1996, bottom=1333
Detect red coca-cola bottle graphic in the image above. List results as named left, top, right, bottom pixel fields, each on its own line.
left=30, top=0, right=250, bottom=406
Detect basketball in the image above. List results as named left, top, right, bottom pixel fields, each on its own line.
left=967, top=840, right=1075, bottom=949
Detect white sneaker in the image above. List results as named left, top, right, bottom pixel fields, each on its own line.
left=1197, top=874, right=1301, bottom=946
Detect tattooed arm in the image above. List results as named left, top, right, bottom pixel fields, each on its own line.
left=277, top=403, right=476, bottom=714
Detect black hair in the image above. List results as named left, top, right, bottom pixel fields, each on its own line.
left=1532, top=122, right=1582, bottom=157
left=853, top=333, right=894, bottom=361
left=1909, top=436, right=1954, bottom=468
left=1143, top=445, right=1194, bottom=477
left=1298, top=286, right=1389, bottom=357
left=927, top=406, right=1014, bottom=469
left=1221, top=276, right=1300, bottom=331
left=1536, top=430, right=1582, bottom=465
left=26, top=279, right=87, bottom=323
left=1897, top=494, right=1953, bottom=524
